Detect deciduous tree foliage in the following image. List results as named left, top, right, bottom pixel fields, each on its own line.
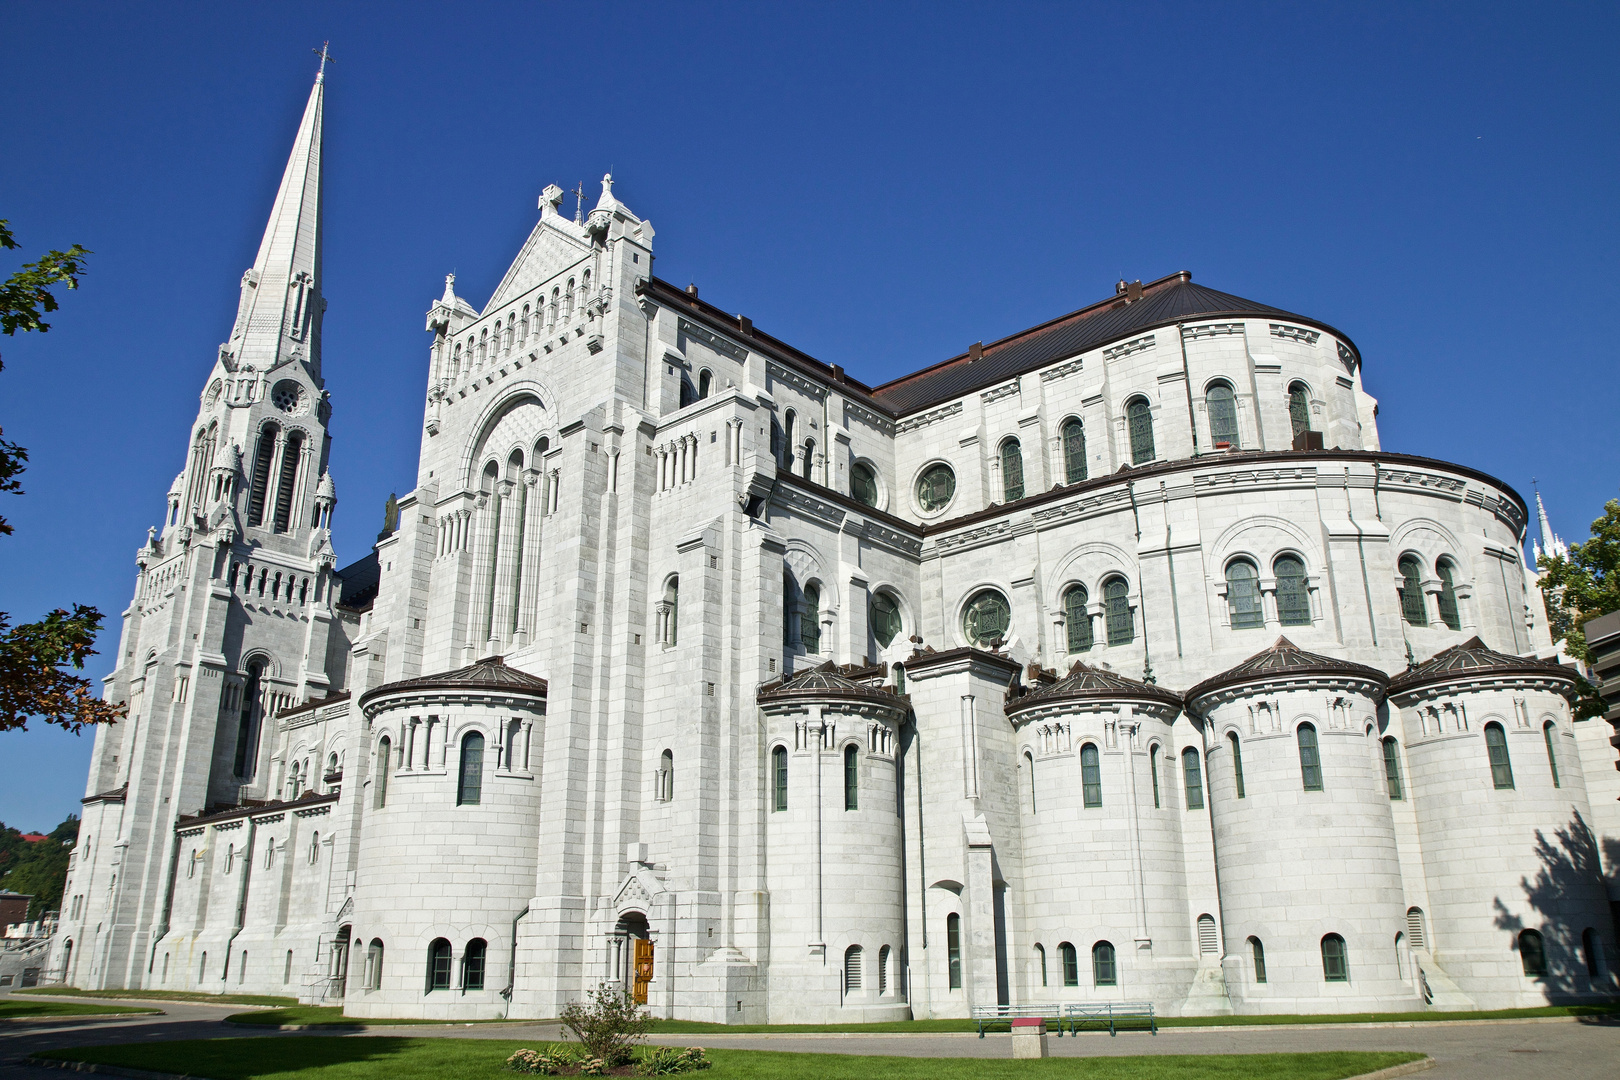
left=1536, top=497, right=1620, bottom=718
left=0, top=219, right=121, bottom=734
left=0, top=815, right=79, bottom=920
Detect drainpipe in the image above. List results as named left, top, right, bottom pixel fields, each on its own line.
left=1177, top=324, right=1198, bottom=456
left=502, top=904, right=530, bottom=1016
left=1127, top=479, right=1153, bottom=680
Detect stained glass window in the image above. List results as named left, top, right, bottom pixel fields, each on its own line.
left=1062, top=418, right=1087, bottom=484
left=963, top=590, right=1011, bottom=647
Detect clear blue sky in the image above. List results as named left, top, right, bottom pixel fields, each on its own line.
left=2, top=2, right=1616, bottom=831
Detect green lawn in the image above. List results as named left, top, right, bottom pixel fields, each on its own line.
left=17, top=987, right=297, bottom=1007
left=228, top=1006, right=523, bottom=1027
left=1, top=1000, right=159, bottom=1019
left=36, top=1037, right=1425, bottom=1080
left=648, top=1001, right=1620, bottom=1034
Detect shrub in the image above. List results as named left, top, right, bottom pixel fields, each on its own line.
left=578, top=1060, right=608, bottom=1077
left=559, top=983, right=653, bottom=1067
left=636, top=1046, right=713, bottom=1075
left=505, top=1048, right=561, bottom=1075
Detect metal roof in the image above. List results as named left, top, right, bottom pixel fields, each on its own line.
left=1006, top=661, right=1183, bottom=715
left=359, top=655, right=548, bottom=710
left=757, top=661, right=905, bottom=711
left=870, top=272, right=1354, bottom=415
left=1386, top=637, right=1577, bottom=698
left=1186, top=636, right=1388, bottom=704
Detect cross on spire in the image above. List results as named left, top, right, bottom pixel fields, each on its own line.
left=573, top=182, right=586, bottom=224
left=313, top=41, right=334, bottom=83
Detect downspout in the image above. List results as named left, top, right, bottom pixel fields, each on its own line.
left=1177, top=323, right=1198, bottom=456
left=502, top=904, right=530, bottom=1016
left=1127, top=480, right=1153, bottom=680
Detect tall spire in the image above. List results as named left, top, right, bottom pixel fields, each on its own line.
left=1533, top=487, right=1568, bottom=563
left=225, top=68, right=325, bottom=379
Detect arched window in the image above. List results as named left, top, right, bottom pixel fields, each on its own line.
left=1289, top=382, right=1311, bottom=436
left=1485, top=722, right=1515, bottom=790
left=1542, top=721, right=1561, bottom=788
left=239, top=950, right=248, bottom=983
left=800, top=582, right=822, bottom=653
left=661, top=576, right=679, bottom=647
left=1436, top=558, right=1462, bottom=631
left=1249, top=937, right=1267, bottom=983
left=658, top=749, right=674, bottom=803
left=1064, top=585, right=1092, bottom=652
left=1518, top=929, right=1546, bottom=977
left=697, top=370, right=712, bottom=399
left=1197, top=914, right=1218, bottom=954
left=1092, top=941, right=1117, bottom=986
left=1382, top=737, right=1404, bottom=800
left=1061, top=417, right=1087, bottom=484
left=1228, top=732, right=1246, bottom=798
left=427, top=938, right=452, bottom=991
left=843, top=945, right=862, bottom=992
left=1207, top=382, right=1239, bottom=448
left=1406, top=908, right=1427, bottom=951
left=519, top=305, right=529, bottom=343
left=878, top=944, right=891, bottom=993
left=679, top=376, right=695, bottom=408
left=1059, top=941, right=1078, bottom=986
left=457, top=732, right=485, bottom=805
left=1023, top=751, right=1036, bottom=813
left=1398, top=555, right=1428, bottom=626
left=851, top=462, right=880, bottom=508
left=782, top=410, right=796, bottom=469
left=225, top=843, right=234, bottom=875
left=801, top=438, right=815, bottom=480
left=1275, top=555, right=1311, bottom=627
left=1034, top=943, right=1047, bottom=987
left=844, top=744, right=859, bottom=811
left=947, top=914, right=963, bottom=989
left=1226, top=560, right=1263, bottom=629
left=1104, top=577, right=1133, bottom=646
left=367, top=939, right=384, bottom=990
left=1126, top=397, right=1155, bottom=464
left=308, top=831, right=320, bottom=864
left=1080, top=743, right=1102, bottom=808
left=1297, top=723, right=1323, bottom=791
left=283, top=949, right=293, bottom=985
left=200, top=952, right=208, bottom=982
left=1182, top=747, right=1204, bottom=809
left=962, top=589, right=1012, bottom=648
left=772, top=746, right=788, bottom=811
left=871, top=591, right=902, bottom=649
left=463, top=938, right=487, bottom=991
left=374, top=736, right=391, bottom=809
left=1582, top=928, right=1600, bottom=978
left=563, top=278, right=575, bottom=320
left=999, top=438, right=1024, bottom=502
left=1149, top=745, right=1162, bottom=808
left=247, top=424, right=278, bottom=527
left=1321, top=934, right=1349, bottom=982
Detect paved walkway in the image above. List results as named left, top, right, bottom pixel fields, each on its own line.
left=4, top=992, right=1618, bottom=1080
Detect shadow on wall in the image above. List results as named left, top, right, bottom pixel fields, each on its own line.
left=1492, top=811, right=1615, bottom=1000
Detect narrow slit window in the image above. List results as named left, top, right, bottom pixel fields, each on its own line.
left=1228, top=732, right=1246, bottom=798
left=1485, top=722, right=1515, bottom=790
left=1250, top=937, right=1267, bottom=983
left=947, top=914, right=963, bottom=989
left=1182, top=747, right=1204, bottom=809
left=1081, top=743, right=1102, bottom=807
left=1543, top=721, right=1560, bottom=788
left=844, top=744, right=859, bottom=811
left=772, top=746, right=788, bottom=811
left=1382, top=737, right=1404, bottom=800
left=1207, top=382, right=1239, bottom=448
left=1297, top=723, right=1323, bottom=791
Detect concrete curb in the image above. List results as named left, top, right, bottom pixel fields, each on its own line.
left=218, top=1017, right=552, bottom=1032
left=1345, top=1058, right=1437, bottom=1080
left=1, top=1012, right=164, bottom=1023
left=28, top=1058, right=216, bottom=1080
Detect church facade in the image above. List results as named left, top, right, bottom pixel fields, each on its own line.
left=50, top=72, right=1620, bottom=1021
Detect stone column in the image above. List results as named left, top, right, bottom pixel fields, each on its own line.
left=490, top=479, right=521, bottom=646
left=513, top=469, right=543, bottom=647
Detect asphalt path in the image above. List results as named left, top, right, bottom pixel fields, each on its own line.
left=4, top=991, right=1618, bottom=1080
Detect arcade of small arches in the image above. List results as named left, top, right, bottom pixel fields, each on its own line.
left=442, top=269, right=595, bottom=387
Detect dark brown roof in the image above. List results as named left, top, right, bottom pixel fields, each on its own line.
left=359, top=655, right=548, bottom=709
left=335, top=551, right=380, bottom=611
left=1386, top=637, right=1579, bottom=698
left=902, top=646, right=1024, bottom=678
left=1006, top=661, right=1182, bottom=716
left=176, top=790, right=339, bottom=829
left=758, top=661, right=905, bottom=710
left=81, top=784, right=128, bottom=805
left=870, top=272, right=1356, bottom=415
left=1186, top=637, right=1388, bottom=704
left=276, top=690, right=351, bottom=720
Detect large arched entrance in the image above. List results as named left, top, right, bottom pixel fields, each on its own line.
left=611, top=912, right=651, bottom=1002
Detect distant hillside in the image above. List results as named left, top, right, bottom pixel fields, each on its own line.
left=0, top=816, right=79, bottom=920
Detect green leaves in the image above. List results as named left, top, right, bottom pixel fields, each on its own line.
left=1536, top=498, right=1620, bottom=719
left=0, top=219, right=91, bottom=358
left=0, top=605, right=124, bottom=733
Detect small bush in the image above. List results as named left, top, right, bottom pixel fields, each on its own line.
left=559, top=984, right=653, bottom=1067
left=578, top=1059, right=608, bottom=1077
left=505, top=1046, right=577, bottom=1075
left=636, top=1046, right=712, bottom=1075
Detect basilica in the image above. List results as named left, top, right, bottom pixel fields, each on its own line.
left=49, top=70, right=1620, bottom=1022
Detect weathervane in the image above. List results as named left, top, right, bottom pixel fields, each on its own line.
left=313, top=41, right=334, bottom=82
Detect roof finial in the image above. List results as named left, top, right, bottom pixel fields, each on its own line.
left=313, top=41, right=333, bottom=84
left=573, top=181, right=586, bottom=225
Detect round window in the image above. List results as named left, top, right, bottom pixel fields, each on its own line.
left=851, top=462, right=880, bottom=508
left=871, top=592, right=902, bottom=648
left=271, top=380, right=307, bottom=415
left=962, top=589, right=1011, bottom=647
left=915, top=463, right=956, bottom=513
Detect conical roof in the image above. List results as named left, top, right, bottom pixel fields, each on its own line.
left=1387, top=636, right=1577, bottom=698
left=360, top=655, right=547, bottom=711
left=758, top=661, right=905, bottom=711
left=1185, top=637, right=1388, bottom=705
left=1006, top=661, right=1182, bottom=716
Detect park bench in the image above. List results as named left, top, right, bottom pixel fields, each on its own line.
left=970, top=1003, right=1067, bottom=1037
left=1063, top=1001, right=1156, bottom=1035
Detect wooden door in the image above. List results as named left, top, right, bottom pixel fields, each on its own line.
left=632, top=939, right=654, bottom=1004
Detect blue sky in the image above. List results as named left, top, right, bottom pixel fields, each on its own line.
left=1, top=2, right=1615, bottom=831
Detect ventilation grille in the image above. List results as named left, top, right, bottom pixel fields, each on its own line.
left=1197, top=914, right=1219, bottom=955
left=844, top=946, right=862, bottom=990
left=1406, top=908, right=1427, bottom=950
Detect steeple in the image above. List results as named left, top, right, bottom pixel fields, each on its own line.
left=225, top=68, right=325, bottom=379
left=1533, top=489, right=1568, bottom=563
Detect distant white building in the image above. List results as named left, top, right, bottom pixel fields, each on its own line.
left=52, top=69, right=1620, bottom=1021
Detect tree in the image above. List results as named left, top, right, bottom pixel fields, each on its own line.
left=1536, top=497, right=1620, bottom=718
left=0, top=814, right=79, bottom=920
left=0, top=218, right=121, bottom=734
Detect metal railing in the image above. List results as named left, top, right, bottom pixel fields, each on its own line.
left=970, top=1001, right=1156, bottom=1037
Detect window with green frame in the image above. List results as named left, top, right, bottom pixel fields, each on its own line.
left=1226, top=560, right=1264, bottom=629
left=1543, top=721, right=1561, bottom=788
left=1228, top=732, right=1246, bottom=798
left=1519, top=928, right=1546, bottom=977
left=1485, top=722, right=1515, bottom=789
left=844, top=744, right=859, bottom=811
left=1250, top=937, right=1268, bottom=983
left=962, top=589, right=1012, bottom=647
left=916, top=462, right=956, bottom=512
left=1182, top=747, right=1204, bottom=809
left=1321, top=934, right=1349, bottom=982
left=1382, top=736, right=1404, bottom=800
left=947, top=914, right=963, bottom=988
left=1436, top=559, right=1462, bottom=631
left=1104, top=577, right=1133, bottom=646
left=850, top=461, right=880, bottom=508
left=1061, top=417, right=1087, bottom=484
left=1207, top=382, right=1240, bottom=448
left=1064, top=585, right=1092, bottom=652
left=870, top=591, right=903, bottom=649
left=1297, top=723, right=1323, bottom=791
left=1150, top=745, right=1162, bottom=808
left=1275, top=555, right=1311, bottom=626
left=800, top=582, right=821, bottom=653
left=1000, top=438, right=1025, bottom=502
left=1059, top=941, right=1078, bottom=986
left=1081, top=743, right=1102, bottom=807
left=1092, top=941, right=1117, bottom=986
left=1398, top=555, right=1428, bottom=626
left=772, top=745, right=788, bottom=811
left=1288, top=382, right=1311, bottom=436
left=1126, top=398, right=1155, bottom=464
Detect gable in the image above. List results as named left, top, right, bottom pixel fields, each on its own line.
left=485, top=218, right=594, bottom=314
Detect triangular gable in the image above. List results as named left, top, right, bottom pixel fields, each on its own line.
left=484, top=217, right=594, bottom=315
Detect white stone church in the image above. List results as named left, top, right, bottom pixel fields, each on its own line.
left=50, top=69, right=1620, bottom=1022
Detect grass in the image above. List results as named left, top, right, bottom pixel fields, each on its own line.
left=0, top=999, right=158, bottom=1019
left=16, top=986, right=297, bottom=1007
left=227, top=1006, right=523, bottom=1027
left=35, top=1037, right=1426, bottom=1080
left=647, top=1002, right=1620, bottom=1034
